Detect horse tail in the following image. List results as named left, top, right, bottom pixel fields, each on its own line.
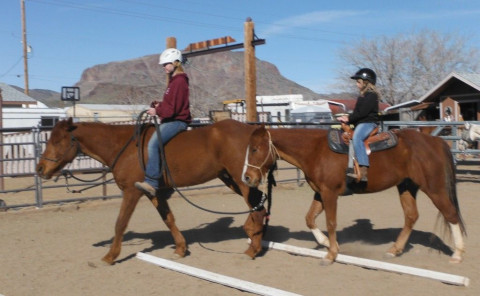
left=442, top=140, right=467, bottom=236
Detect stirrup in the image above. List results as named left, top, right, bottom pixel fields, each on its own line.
left=346, top=172, right=358, bottom=178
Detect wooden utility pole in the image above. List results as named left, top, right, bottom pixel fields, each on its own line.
left=244, top=18, right=257, bottom=122
left=21, top=0, right=29, bottom=95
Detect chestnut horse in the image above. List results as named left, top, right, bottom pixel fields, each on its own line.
left=242, top=126, right=466, bottom=265
left=36, top=118, right=267, bottom=265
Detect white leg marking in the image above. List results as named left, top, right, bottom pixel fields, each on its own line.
left=311, top=228, right=330, bottom=248
left=449, top=222, right=465, bottom=263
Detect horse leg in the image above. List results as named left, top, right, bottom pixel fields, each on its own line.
left=449, top=222, right=465, bottom=263
left=217, top=174, right=266, bottom=259
left=102, top=189, right=142, bottom=265
left=242, top=187, right=267, bottom=259
left=424, top=191, right=465, bottom=263
left=306, top=192, right=330, bottom=247
left=148, top=189, right=187, bottom=259
left=320, top=191, right=339, bottom=265
left=386, top=181, right=419, bottom=258
left=243, top=208, right=267, bottom=258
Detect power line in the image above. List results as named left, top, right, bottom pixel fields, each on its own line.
left=0, top=56, right=23, bottom=79
left=28, top=0, right=355, bottom=43
left=28, top=0, right=239, bottom=31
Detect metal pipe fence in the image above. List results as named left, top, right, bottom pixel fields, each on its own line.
left=1, top=120, right=478, bottom=210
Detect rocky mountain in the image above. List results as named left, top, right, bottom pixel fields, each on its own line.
left=28, top=51, right=343, bottom=117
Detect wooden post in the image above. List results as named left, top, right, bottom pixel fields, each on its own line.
left=166, top=37, right=177, bottom=49
left=244, top=18, right=257, bottom=122
left=165, top=37, right=177, bottom=84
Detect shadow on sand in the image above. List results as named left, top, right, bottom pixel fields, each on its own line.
left=93, top=217, right=452, bottom=263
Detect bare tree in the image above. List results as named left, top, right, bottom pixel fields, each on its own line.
left=337, top=30, right=480, bottom=105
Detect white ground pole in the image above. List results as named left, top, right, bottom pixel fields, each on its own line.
left=255, top=240, right=470, bottom=287
left=136, top=252, right=302, bottom=296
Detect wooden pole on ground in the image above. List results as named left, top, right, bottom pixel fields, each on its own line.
left=136, top=252, right=302, bottom=296
left=254, top=240, right=470, bottom=286
left=244, top=17, right=257, bottom=122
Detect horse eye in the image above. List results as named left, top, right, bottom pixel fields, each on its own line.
left=252, top=148, right=258, bottom=153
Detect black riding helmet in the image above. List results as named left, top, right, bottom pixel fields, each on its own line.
left=350, top=68, right=376, bottom=85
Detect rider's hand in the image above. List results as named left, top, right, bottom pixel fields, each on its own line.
left=146, top=107, right=157, bottom=116
left=337, top=115, right=349, bottom=123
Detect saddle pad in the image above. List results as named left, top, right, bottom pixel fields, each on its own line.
left=327, top=128, right=398, bottom=154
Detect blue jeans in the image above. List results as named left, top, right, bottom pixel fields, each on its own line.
left=144, top=121, right=188, bottom=188
left=353, top=122, right=377, bottom=167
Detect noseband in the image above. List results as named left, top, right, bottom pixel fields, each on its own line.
left=245, top=130, right=279, bottom=183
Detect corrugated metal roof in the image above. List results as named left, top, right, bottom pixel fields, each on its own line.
left=457, top=73, right=480, bottom=89
left=419, top=72, right=480, bottom=102
left=0, top=82, right=37, bottom=103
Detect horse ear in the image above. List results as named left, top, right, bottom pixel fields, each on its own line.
left=66, top=117, right=77, bottom=132
left=254, top=124, right=266, bottom=132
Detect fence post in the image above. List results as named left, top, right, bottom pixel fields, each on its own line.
left=102, top=165, right=107, bottom=197
left=33, top=127, right=43, bottom=208
left=0, top=129, right=4, bottom=191
left=296, top=168, right=302, bottom=186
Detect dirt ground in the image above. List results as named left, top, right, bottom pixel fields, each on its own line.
left=1, top=166, right=479, bottom=296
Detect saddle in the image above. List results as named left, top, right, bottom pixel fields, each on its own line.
left=328, top=123, right=398, bottom=155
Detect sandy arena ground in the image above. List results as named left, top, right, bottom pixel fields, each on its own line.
left=0, top=165, right=479, bottom=296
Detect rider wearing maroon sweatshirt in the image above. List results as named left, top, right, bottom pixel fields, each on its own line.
left=155, top=72, right=192, bottom=123
left=135, top=48, right=192, bottom=197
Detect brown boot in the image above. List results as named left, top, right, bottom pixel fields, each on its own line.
left=346, top=169, right=358, bottom=179
left=359, top=166, right=368, bottom=182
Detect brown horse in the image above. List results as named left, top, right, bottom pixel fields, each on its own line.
left=242, top=126, right=466, bottom=265
left=36, top=118, right=268, bottom=265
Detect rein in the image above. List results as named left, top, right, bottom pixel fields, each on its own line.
left=136, top=115, right=273, bottom=215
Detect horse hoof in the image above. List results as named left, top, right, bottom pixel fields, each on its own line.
left=319, top=258, right=333, bottom=266
left=171, top=253, right=183, bottom=260
left=383, top=252, right=396, bottom=259
left=241, top=252, right=255, bottom=260
left=449, top=256, right=463, bottom=264
left=101, top=257, right=115, bottom=266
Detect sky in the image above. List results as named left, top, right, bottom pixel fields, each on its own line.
left=1, top=0, right=480, bottom=96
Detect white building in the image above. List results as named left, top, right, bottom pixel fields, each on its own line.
left=65, top=104, right=148, bottom=123
left=0, top=82, right=66, bottom=129
left=223, top=94, right=332, bottom=123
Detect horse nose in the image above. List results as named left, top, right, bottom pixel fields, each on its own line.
left=36, top=164, right=44, bottom=176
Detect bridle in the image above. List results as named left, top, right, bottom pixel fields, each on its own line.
left=40, top=135, right=79, bottom=164
left=40, top=127, right=133, bottom=192
left=244, top=130, right=280, bottom=184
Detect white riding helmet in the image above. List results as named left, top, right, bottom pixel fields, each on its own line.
left=159, top=48, right=182, bottom=65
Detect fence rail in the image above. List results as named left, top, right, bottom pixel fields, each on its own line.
left=1, top=120, right=478, bottom=210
